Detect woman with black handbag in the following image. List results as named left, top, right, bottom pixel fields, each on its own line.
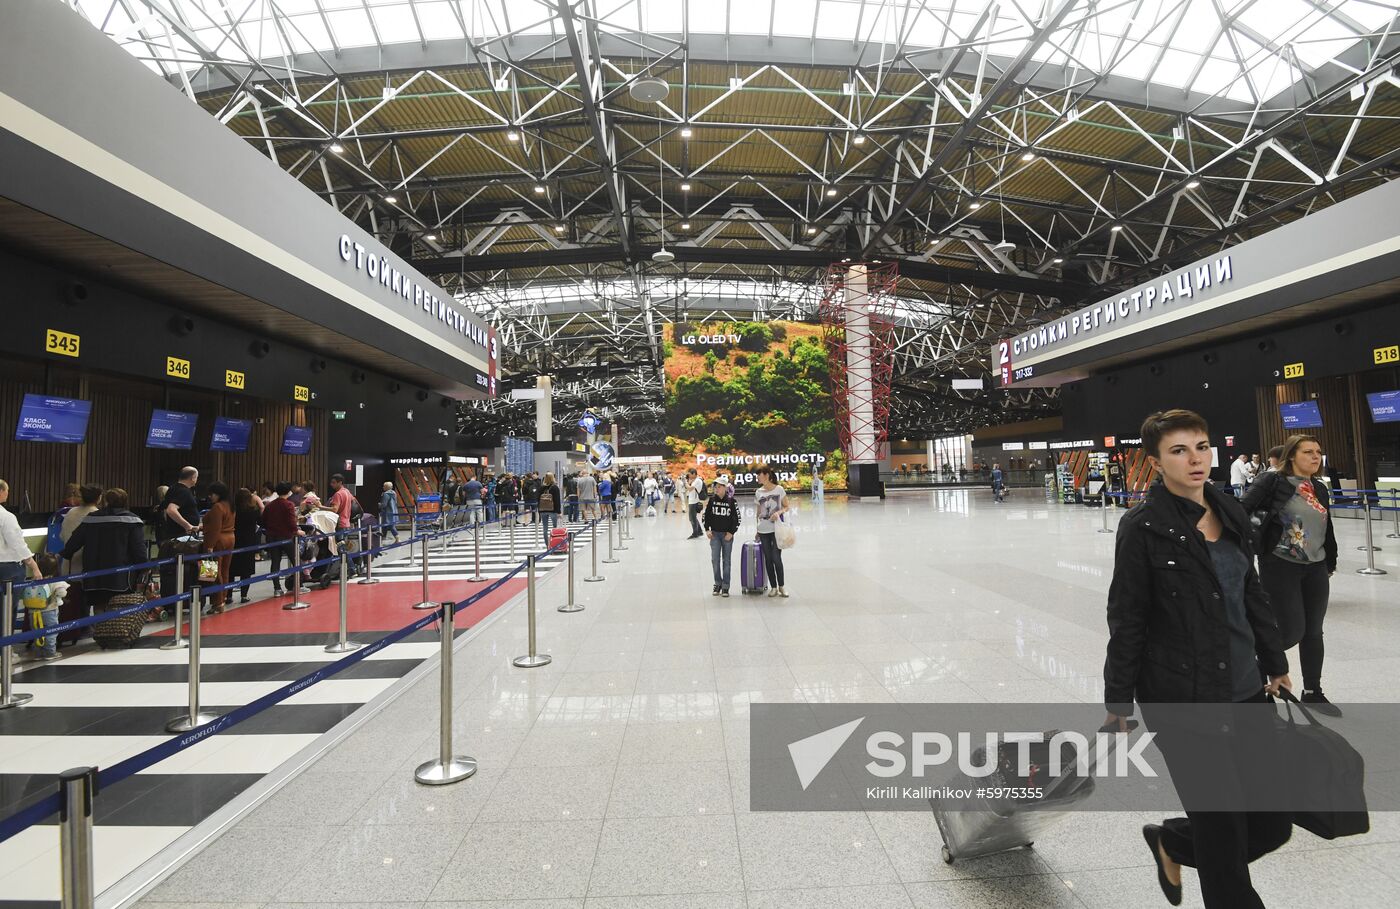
left=1241, top=434, right=1340, bottom=717
left=1104, top=409, right=1293, bottom=908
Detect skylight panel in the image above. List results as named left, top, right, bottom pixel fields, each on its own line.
left=372, top=4, right=423, bottom=44
left=645, top=0, right=686, bottom=33
left=815, top=0, right=863, bottom=42
left=270, top=0, right=325, bottom=14
left=729, top=0, right=773, bottom=35
left=327, top=8, right=378, bottom=47
left=1188, top=53, right=1243, bottom=96
left=415, top=2, right=467, bottom=39
left=771, top=0, right=818, bottom=38
left=285, top=14, right=333, bottom=54
left=1151, top=46, right=1202, bottom=87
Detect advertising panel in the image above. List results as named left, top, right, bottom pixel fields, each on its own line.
left=281, top=425, right=313, bottom=455
left=1279, top=401, right=1323, bottom=430
left=14, top=395, right=92, bottom=443
left=663, top=321, right=842, bottom=490
left=146, top=410, right=198, bottom=450
left=210, top=417, right=253, bottom=452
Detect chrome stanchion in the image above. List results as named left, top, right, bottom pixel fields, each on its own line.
left=1388, top=489, right=1400, bottom=539
left=467, top=522, right=486, bottom=583
left=513, top=555, right=553, bottom=668
left=160, top=555, right=189, bottom=649
left=357, top=520, right=381, bottom=585
left=616, top=507, right=630, bottom=551
left=602, top=513, right=619, bottom=564
left=165, top=585, right=221, bottom=732
left=559, top=531, right=583, bottom=612
left=1357, top=492, right=1382, bottom=552
left=59, top=766, right=97, bottom=909
left=0, top=581, right=34, bottom=710
left=1358, top=498, right=1388, bottom=575
left=414, top=600, right=477, bottom=785
left=413, top=533, right=436, bottom=610
left=325, top=550, right=361, bottom=654
left=1098, top=494, right=1114, bottom=533
left=585, top=520, right=605, bottom=583
left=508, top=508, right=517, bottom=562
left=282, top=535, right=312, bottom=610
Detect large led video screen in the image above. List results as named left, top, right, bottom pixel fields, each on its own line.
left=663, top=321, right=842, bottom=491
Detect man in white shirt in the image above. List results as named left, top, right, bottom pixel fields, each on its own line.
left=0, top=479, right=40, bottom=589
left=1229, top=454, right=1250, bottom=497
left=686, top=469, right=705, bottom=539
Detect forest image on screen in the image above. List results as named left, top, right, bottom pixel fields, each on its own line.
left=662, top=320, right=844, bottom=491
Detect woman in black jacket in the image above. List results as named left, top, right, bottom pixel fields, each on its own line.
left=1104, top=410, right=1291, bottom=909
left=1240, top=433, right=1339, bottom=716
left=702, top=476, right=740, bottom=596
left=60, top=488, right=147, bottom=608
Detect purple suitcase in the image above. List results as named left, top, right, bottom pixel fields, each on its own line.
left=740, top=540, right=766, bottom=594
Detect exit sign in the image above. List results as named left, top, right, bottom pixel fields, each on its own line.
left=332, top=410, right=346, bottom=420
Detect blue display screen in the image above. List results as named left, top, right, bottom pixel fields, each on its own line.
left=210, top=417, right=253, bottom=452
left=1280, top=401, right=1323, bottom=429
left=146, top=410, right=198, bottom=449
left=15, top=395, right=92, bottom=444
left=1367, top=391, right=1400, bottom=424
left=281, top=425, right=312, bottom=455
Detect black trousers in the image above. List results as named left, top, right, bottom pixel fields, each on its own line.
left=688, top=502, right=702, bottom=536
left=1259, top=556, right=1330, bottom=689
left=267, top=540, right=293, bottom=590
left=758, top=531, right=785, bottom=587
left=1147, top=691, right=1292, bottom=909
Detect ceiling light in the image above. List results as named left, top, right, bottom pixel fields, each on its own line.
left=1186, top=180, right=1200, bottom=189
left=806, top=226, right=818, bottom=235
left=680, top=222, right=690, bottom=230
left=680, top=127, right=693, bottom=139
left=968, top=201, right=981, bottom=209
left=1111, top=224, right=1123, bottom=232
left=680, top=182, right=691, bottom=192
left=826, top=187, right=838, bottom=197
left=1021, top=151, right=1035, bottom=162
left=534, top=184, right=546, bottom=194
left=853, top=134, right=866, bottom=146
left=629, top=76, right=671, bottom=103
left=992, top=240, right=1016, bottom=252
left=329, top=142, right=344, bottom=154
left=554, top=224, right=566, bottom=234
left=507, top=129, right=520, bottom=142
left=1052, top=257, right=1064, bottom=264
left=425, top=233, right=437, bottom=241
left=384, top=195, right=397, bottom=204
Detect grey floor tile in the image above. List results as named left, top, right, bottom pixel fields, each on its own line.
left=605, top=762, right=734, bottom=818
left=143, top=826, right=335, bottom=903
left=275, top=822, right=466, bottom=903
left=736, top=812, right=899, bottom=891
left=745, top=884, right=915, bottom=909
left=512, top=725, right=627, bottom=768
left=587, top=815, right=744, bottom=897
left=348, top=769, right=501, bottom=827
left=239, top=769, right=389, bottom=828
left=618, top=720, right=727, bottom=764
left=477, top=764, right=617, bottom=822
left=904, top=873, right=1082, bottom=908
left=584, top=895, right=746, bottom=909
left=866, top=811, right=1054, bottom=883
left=427, top=820, right=602, bottom=901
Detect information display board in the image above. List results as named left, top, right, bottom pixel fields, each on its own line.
left=15, top=395, right=92, bottom=444
left=146, top=410, right=198, bottom=449
left=281, top=425, right=313, bottom=455
left=505, top=436, right=534, bottom=475
left=1367, top=391, right=1400, bottom=424
left=1279, top=401, right=1323, bottom=429
left=210, top=417, right=253, bottom=452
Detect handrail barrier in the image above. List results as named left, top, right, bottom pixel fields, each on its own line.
left=0, top=514, right=595, bottom=904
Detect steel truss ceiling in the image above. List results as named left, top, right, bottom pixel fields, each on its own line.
left=69, top=0, right=1400, bottom=436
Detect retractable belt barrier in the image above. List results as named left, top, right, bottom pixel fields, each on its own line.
left=0, top=513, right=582, bottom=848
left=0, top=504, right=541, bottom=649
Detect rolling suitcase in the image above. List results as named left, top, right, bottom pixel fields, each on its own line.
left=92, top=590, right=149, bottom=649
left=740, top=540, right=766, bottom=595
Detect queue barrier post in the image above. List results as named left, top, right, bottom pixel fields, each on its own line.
left=467, top=522, right=485, bottom=583
left=1358, top=494, right=1388, bottom=576
left=508, top=509, right=517, bottom=562
left=414, top=599, right=477, bottom=785
left=512, top=554, right=553, bottom=668
left=283, top=535, right=312, bottom=611
left=59, top=766, right=97, bottom=909
left=1387, top=488, right=1400, bottom=540
left=559, top=530, right=583, bottom=613
left=160, top=554, right=190, bottom=648
left=358, top=520, right=381, bottom=585
left=1098, top=494, right=1114, bottom=533
left=616, top=507, right=630, bottom=551
left=602, top=513, right=619, bottom=564
left=0, top=581, right=34, bottom=710
left=165, top=585, right=221, bottom=733
left=413, top=533, right=436, bottom=610
left=1357, top=492, right=1382, bottom=552
left=325, top=550, right=361, bottom=654
left=585, top=520, right=605, bottom=583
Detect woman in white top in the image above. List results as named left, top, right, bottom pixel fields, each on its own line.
left=753, top=465, right=790, bottom=597
left=0, top=479, right=41, bottom=591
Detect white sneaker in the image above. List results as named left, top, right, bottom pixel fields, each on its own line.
left=778, top=587, right=789, bottom=598
left=767, top=588, right=778, bottom=597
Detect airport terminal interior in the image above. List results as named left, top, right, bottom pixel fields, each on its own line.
left=3, top=1, right=1400, bottom=907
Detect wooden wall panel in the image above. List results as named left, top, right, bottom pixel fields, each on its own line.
left=1256, top=377, right=1365, bottom=485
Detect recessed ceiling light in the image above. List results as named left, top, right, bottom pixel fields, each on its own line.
left=1052, top=257, right=1063, bottom=263
left=853, top=134, right=866, bottom=145
left=329, top=142, right=345, bottom=154
left=1186, top=180, right=1200, bottom=189
left=1111, top=224, right=1123, bottom=232
left=826, top=187, right=838, bottom=197
left=968, top=201, right=981, bottom=209
left=534, top=184, right=546, bottom=194
left=554, top=224, right=566, bottom=234
left=507, top=129, right=520, bottom=142
left=680, top=222, right=690, bottom=229
left=425, top=233, right=437, bottom=241
left=384, top=194, right=397, bottom=204
left=680, top=127, right=692, bottom=138
left=680, top=182, right=691, bottom=191
left=1021, top=151, right=1035, bottom=161
left=806, top=226, right=817, bottom=235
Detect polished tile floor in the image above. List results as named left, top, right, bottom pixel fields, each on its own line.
left=126, top=488, right=1400, bottom=908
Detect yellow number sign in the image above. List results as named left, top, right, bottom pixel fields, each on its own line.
left=166, top=356, right=191, bottom=379
left=293, top=385, right=310, bottom=402
left=45, top=329, right=80, bottom=358
left=225, top=369, right=246, bottom=390
left=1283, top=362, right=1305, bottom=379
left=1374, top=346, right=1399, bottom=366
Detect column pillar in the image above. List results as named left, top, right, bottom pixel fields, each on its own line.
left=535, top=376, right=553, bottom=443
left=843, top=265, right=876, bottom=464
